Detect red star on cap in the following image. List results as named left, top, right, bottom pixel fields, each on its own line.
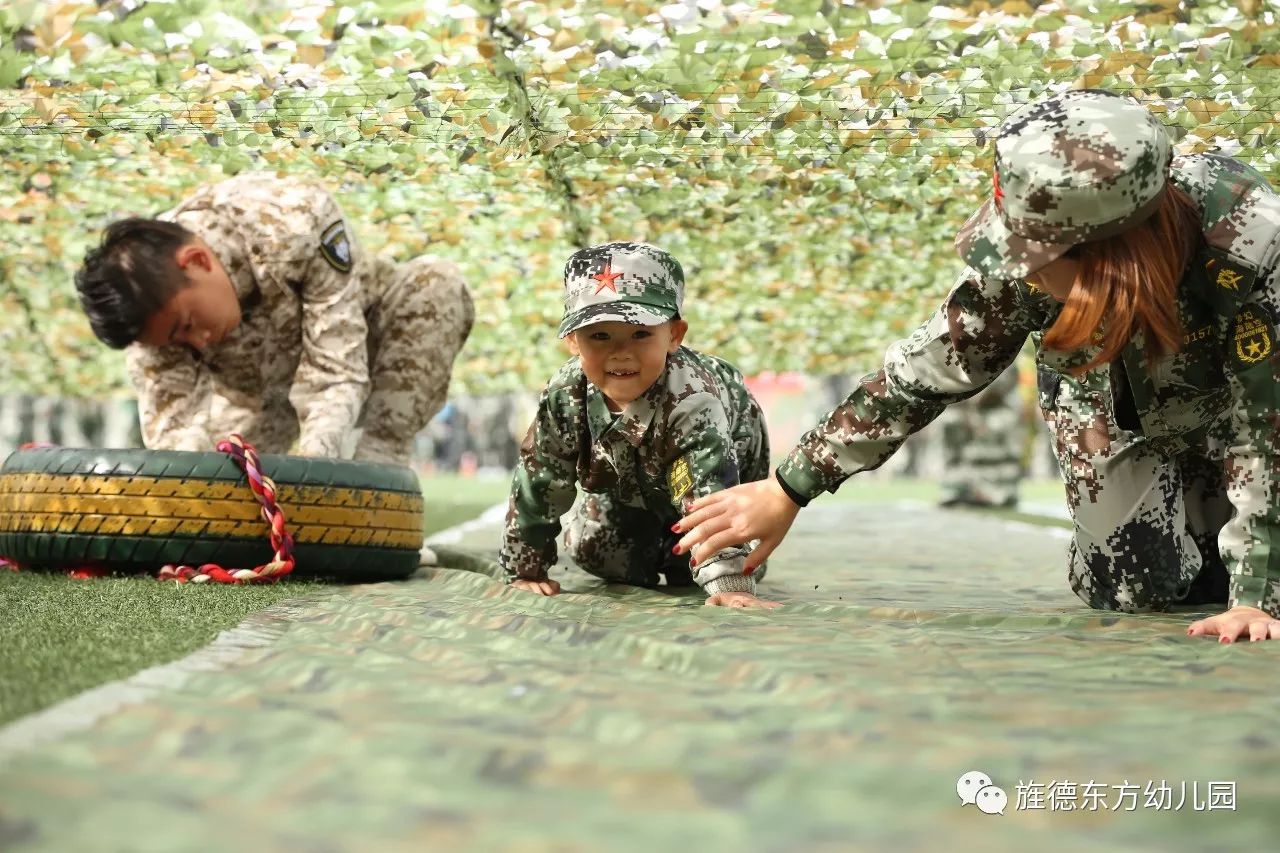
left=593, top=265, right=623, bottom=294
left=993, top=167, right=1004, bottom=212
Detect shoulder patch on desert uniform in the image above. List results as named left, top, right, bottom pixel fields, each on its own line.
left=319, top=220, right=352, bottom=273
left=667, top=456, right=693, bottom=505
left=1232, top=306, right=1274, bottom=367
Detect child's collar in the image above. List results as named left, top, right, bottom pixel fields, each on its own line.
left=585, top=369, right=667, bottom=447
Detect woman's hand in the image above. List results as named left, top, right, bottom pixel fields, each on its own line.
left=511, top=578, right=561, bottom=596
left=1187, top=606, right=1280, bottom=643
left=673, top=477, right=802, bottom=572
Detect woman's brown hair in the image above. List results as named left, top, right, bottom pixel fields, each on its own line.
left=1041, top=183, right=1202, bottom=374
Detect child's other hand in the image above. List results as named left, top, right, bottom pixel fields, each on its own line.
left=511, top=578, right=562, bottom=596
left=704, top=591, right=781, bottom=609
left=1187, top=606, right=1280, bottom=643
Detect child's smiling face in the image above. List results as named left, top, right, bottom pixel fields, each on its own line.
left=568, top=319, right=688, bottom=412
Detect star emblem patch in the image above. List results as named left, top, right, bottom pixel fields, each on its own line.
left=593, top=265, right=622, bottom=294
left=1233, top=306, right=1274, bottom=366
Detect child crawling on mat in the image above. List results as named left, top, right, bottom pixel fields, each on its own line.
left=499, top=242, right=779, bottom=609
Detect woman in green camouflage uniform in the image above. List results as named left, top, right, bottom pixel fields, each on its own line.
left=675, top=89, right=1280, bottom=643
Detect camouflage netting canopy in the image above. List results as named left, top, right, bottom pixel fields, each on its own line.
left=4, top=0, right=1280, bottom=395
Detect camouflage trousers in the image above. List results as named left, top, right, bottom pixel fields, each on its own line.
left=939, top=366, right=1025, bottom=508
left=1039, top=367, right=1230, bottom=613
left=355, top=255, right=475, bottom=465
left=247, top=255, right=474, bottom=465
left=562, top=492, right=768, bottom=590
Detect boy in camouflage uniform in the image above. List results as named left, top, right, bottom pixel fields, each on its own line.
left=74, top=174, right=474, bottom=465
left=501, top=243, right=776, bottom=608
left=675, top=89, right=1280, bottom=642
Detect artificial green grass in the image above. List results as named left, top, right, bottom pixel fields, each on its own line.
left=0, top=474, right=512, bottom=726
left=0, top=574, right=324, bottom=724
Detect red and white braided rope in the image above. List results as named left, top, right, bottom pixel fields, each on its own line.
left=158, top=434, right=296, bottom=584
left=1, top=436, right=297, bottom=583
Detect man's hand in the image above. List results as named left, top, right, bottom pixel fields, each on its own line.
left=1187, top=606, right=1280, bottom=643
left=705, top=591, right=781, bottom=609
left=511, top=578, right=562, bottom=597
left=673, top=478, right=801, bottom=572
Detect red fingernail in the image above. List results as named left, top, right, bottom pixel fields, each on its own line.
left=690, top=557, right=698, bottom=567
left=671, top=545, right=681, bottom=555
left=671, top=524, right=680, bottom=533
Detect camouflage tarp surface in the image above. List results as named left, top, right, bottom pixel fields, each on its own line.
left=1, top=502, right=1276, bottom=851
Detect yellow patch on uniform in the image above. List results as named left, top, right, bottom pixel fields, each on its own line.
left=1205, top=255, right=1253, bottom=294
left=1217, top=267, right=1244, bottom=291
left=319, top=220, right=352, bottom=273
left=1233, top=308, right=1274, bottom=366
left=668, top=456, right=693, bottom=503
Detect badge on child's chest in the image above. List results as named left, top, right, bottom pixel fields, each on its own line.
left=668, top=456, right=693, bottom=504
left=1232, top=306, right=1274, bottom=367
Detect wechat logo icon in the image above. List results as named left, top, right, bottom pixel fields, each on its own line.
left=958, top=770, right=1007, bottom=815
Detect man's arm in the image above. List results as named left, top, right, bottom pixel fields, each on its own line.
left=778, top=267, right=1045, bottom=502
left=125, top=343, right=214, bottom=451
left=288, top=188, right=370, bottom=458
left=500, top=388, right=580, bottom=582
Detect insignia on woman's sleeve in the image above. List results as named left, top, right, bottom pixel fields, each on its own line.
left=319, top=220, right=352, bottom=273
left=668, top=456, right=693, bottom=504
left=1204, top=254, right=1255, bottom=294
left=1233, top=306, right=1274, bottom=366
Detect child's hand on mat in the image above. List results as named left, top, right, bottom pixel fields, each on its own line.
left=511, top=578, right=561, bottom=596
left=704, top=591, right=781, bottom=609
left=673, top=478, right=801, bottom=572
left=1187, top=606, right=1280, bottom=643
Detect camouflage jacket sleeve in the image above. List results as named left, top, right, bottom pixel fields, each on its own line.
left=288, top=189, right=370, bottom=458
left=1218, top=270, right=1280, bottom=618
left=778, top=268, right=1047, bottom=502
left=500, top=385, right=581, bottom=582
left=125, top=343, right=215, bottom=451
left=667, top=387, right=758, bottom=597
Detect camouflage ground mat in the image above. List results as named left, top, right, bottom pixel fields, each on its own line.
left=1, top=501, right=1276, bottom=851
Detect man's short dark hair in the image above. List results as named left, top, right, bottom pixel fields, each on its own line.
left=75, top=218, right=195, bottom=349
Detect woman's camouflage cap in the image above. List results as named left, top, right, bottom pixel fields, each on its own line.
left=558, top=242, right=684, bottom=337
left=955, top=89, right=1173, bottom=280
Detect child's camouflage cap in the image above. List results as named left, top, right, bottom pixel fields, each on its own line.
left=955, top=88, right=1173, bottom=281
left=558, top=242, right=684, bottom=338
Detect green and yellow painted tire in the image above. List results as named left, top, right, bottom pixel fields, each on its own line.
left=0, top=447, right=424, bottom=581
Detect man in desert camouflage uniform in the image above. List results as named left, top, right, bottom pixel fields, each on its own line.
left=938, top=363, right=1025, bottom=509
left=678, top=89, right=1280, bottom=639
left=501, top=242, right=772, bottom=605
left=75, top=174, right=474, bottom=465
